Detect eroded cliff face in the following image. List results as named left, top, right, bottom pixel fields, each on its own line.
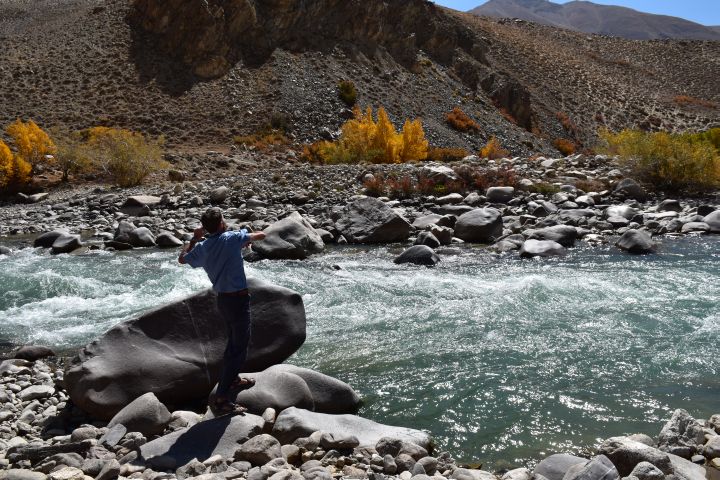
left=130, top=0, right=489, bottom=80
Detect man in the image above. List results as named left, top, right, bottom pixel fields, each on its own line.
left=179, top=207, right=266, bottom=415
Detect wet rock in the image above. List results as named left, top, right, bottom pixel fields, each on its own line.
left=658, top=409, right=705, bottom=458
left=272, top=407, right=431, bottom=449
left=65, top=278, right=306, bottom=419
left=114, top=221, right=137, bottom=243
left=519, top=239, right=566, bottom=258
left=394, top=245, right=440, bottom=266
left=156, top=232, right=184, bottom=248
left=658, top=200, right=681, bottom=212
left=235, top=434, right=282, bottom=466
left=533, top=454, right=588, bottom=480
left=681, top=222, right=709, bottom=234
left=51, top=234, right=82, bottom=254
left=253, top=212, right=324, bottom=260
left=615, top=230, right=655, bottom=254
left=335, top=197, right=412, bottom=243
left=453, top=208, right=503, bottom=243
left=129, top=227, right=156, bottom=247
left=33, top=231, right=67, bottom=248
left=107, top=392, right=172, bottom=437
left=12, top=345, right=56, bottom=361
left=18, top=385, right=55, bottom=401
left=527, top=225, right=578, bottom=247
left=414, top=231, right=441, bottom=249
left=451, top=468, right=497, bottom=480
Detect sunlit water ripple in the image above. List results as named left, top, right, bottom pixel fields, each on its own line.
left=1, top=237, right=719, bottom=468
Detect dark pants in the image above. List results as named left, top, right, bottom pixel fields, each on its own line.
left=216, top=295, right=252, bottom=398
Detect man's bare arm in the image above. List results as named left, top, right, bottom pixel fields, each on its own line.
left=248, top=232, right=266, bottom=242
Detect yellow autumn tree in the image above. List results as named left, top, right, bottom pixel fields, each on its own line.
left=309, top=106, right=428, bottom=164
left=6, top=119, right=56, bottom=175
left=479, top=136, right=510, bottom=160
left=0, top=141, right=14, bottom=188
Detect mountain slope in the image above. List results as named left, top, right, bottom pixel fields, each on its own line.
left=470, top=0, right=720, bottom=41
left=0, top=0, right=718, bottom=157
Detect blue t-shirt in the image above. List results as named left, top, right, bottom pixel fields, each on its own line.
left=184, top=230, right=251, bottom=293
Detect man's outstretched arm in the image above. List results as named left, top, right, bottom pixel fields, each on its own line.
left=248, top=232, right=266, bottom=243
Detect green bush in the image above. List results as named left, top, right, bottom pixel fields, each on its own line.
left=599, top=128, right=720, bottom=192
left=338, top=80, right=358, bottom=107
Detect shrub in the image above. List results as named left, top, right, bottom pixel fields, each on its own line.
left=599, top=128, right=720, bottom=192
left=51, top=129, right=91, bottom=182
left=6, top=119, right=55, bottom=175
left=531, top=182, right=561, bottom=196
left=363, top=174, right=386, bottom=197
left=234, top=129, right=289, bottom=152
left=338, top=80, right=358, bottom=107
left=556, top=111, right=579, bottom=138
left=310, top=106, right=428, bottom=164
left=445, top=107, right=480, bottom=132
left=84, top=127, right=165, bottom=187
left=553, top=138, right=576, bottom=156
left=479, top=136, right=510, bottom=160
left=426, top=147, right=472, bottom=162
left=574, top=178, right=607, bottom=193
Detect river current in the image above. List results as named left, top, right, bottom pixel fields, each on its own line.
left=1, top=237, right=719, bottom=467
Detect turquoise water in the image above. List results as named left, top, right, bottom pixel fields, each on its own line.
left=1, top=238, right=719, bottom=467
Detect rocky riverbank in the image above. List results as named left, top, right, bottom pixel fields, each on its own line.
left=0, top=153, right=719, bottom=262
left=1, top=349, right=720, bottom=480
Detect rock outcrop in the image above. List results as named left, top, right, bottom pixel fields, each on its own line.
left=64, top=278, right=306, bottom=420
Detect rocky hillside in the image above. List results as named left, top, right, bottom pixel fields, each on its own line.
left=470, top=0, right=720, bottom=41
left=0, top=0, right=718, bottom=156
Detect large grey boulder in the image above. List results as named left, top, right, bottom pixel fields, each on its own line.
left=114, top=221, right=137, bottom=244
left=628, top=462, right=665, bottom=480
left=12, top=345, right=55, bottom=361
left=414, top=232, right=441, bottom=249
left=335, top=197, right=412, bottom=243
left=563, top=455, right=618, bottom=480
left=51, top=234, right=82, bottom=254
left=394, top=245, right=440, bottom=266
left=519, top=240, right=566, bottom=258
left=527, top=225, right=578, bottom=247
left=604, top=206, right=638, bottom=221
left=657, top=409, right=705, bottom=458
left=121, top=195, right=161, bottom=215
left=210, top=186, right=229, bottom=205
left=272, top=407, right=431, bottom=450
left=209, top=364, right=360, bottom=416
left=138, top=414, right=263, bottom=467
left=598, top=436, right=673, bottom=476
left=64, top=278, right=306, bottom=420
left=33, top=231, right=67, bottom=248
left=704, top=210, right=720, bottom=233
left=533, top=454, right=588, bottom=480
left=107, top=392, right=172, bottom=437
left=156, top=233, right=184, bottom=248
left=614, top=179, right=646, bottom=201
left=253, top=212, right=324, bottom=260
left=128, top=227, right=156, bottom=248
left=615, top=230, right=655, bottom=254
left=453, top=208, right=503, bottom=243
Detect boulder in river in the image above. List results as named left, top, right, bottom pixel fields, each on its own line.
left=533, top=453, right=589, bottom=480
left=527, top=225, right=578, bottom=247
left=657, top=409, right=705, bottom=458
left=33, top=231, right=67, bottom=248
left=12, top=345, right=56, bottom=361
left=128, top=227, right=156, bottom=248
left=519, top=239, right=566, bottom=258
left=155, top=232, right=184, bottom=248
left=64, top=278, right=306, bottom=420
left=51, top=233, right=82, bottom=254
left=615, top=230, right=655, bottom=254
left=272, top=407, right=431, bottom=450
left=252, top=212, right=324, bottom=260
left=414, top=231, right=441, bottom=249
left=335, top=197, right=412, bottom=243
left=208, top=364, right=361, bottom=416
left=453, top=208, right=503, bottom=244
left=704, top=210, right=720, bottom=233
left=598, top=436, right=673, bottom=476
left=394, top=245, right=440, bottom=266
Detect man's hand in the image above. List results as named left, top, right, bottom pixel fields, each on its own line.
left=193, top=227, right=205, bottom=240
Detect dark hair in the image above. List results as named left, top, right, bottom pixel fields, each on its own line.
left=201, top=207, right=223, bottom=233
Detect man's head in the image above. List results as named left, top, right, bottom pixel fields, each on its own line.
left=201, top=207, right=225, bottom=234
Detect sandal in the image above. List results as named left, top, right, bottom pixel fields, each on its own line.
left=230, top=376, right=256, bottom=390
left=211, top=398, right=247, bottom=416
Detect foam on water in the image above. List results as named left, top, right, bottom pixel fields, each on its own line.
left=0, top=237, right=719, bottom=466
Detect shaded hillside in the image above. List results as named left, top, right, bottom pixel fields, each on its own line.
left=470, top=0, right=720, bottom=41
left=0, top=0, right=718, bottom=157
